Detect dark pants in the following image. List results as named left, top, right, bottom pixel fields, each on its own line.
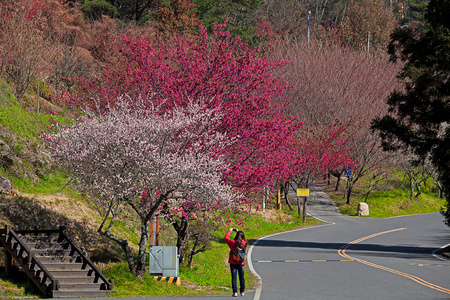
left=230, top=263, right=245, bottom=294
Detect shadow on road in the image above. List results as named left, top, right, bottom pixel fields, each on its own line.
left=255, top=239, right=440, bottom=260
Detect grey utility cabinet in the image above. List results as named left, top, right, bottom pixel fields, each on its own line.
left=149, top=246, right=179, bottom=277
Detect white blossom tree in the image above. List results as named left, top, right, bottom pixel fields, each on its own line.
left=44, top=97, right=237, bottom=278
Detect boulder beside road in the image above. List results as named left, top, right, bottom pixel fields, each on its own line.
left=357, top=202, right=369, bottom=216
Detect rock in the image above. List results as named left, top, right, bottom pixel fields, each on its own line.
left=0, top=139, right=14, bottom=167
left=357, top=202, right=369, bottom=216
left=0, top=176, right=13, bottom=195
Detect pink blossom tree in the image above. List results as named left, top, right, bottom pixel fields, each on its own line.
left=43, top=97, right=237, bottom=278
left=272, top=42, right=402, bottom=203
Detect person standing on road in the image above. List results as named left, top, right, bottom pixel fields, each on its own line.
left=225, top=228, right=247, bottom=297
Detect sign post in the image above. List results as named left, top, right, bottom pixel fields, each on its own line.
left=297, top=188, right=310, bottom=223
left=297, top=188, right=310, bottom=197
left=277, top=189, right=282, bottom=209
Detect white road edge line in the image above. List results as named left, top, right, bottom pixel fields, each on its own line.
left=383, top=212, right=437, bottom=219
left=432, top=243, right=450, bottom=261
left=248, top=219, right=335, bottom=300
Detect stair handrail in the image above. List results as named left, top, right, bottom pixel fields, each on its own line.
left=58, top=226, right=114, bottom=290
left=3, top=225, right=60, bottom=292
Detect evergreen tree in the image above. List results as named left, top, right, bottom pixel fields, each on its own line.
left=77, top=0, right=155, bottom=21
left=192, top=0, right=261, bottom=42
left=401, top=0, right=429, bottom=30
left=371, top=0, right=450, bottom=226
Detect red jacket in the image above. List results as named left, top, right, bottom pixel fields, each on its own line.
left=224, top=230, right=247, bottom=265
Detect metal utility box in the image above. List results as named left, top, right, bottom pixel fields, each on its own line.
left=149, top=246, right=178, bottom=277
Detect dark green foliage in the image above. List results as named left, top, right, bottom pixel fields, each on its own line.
left=401, top=0, right=429, bottom=31
left=192, top=0, right=262, bottom=43
left=371, top=0, right=450, bottom=226
left=112, top=0, right=155, bottom=22
left=78, top=0, right=155, bottom=21
left=81, top=0, right=118, bottom=20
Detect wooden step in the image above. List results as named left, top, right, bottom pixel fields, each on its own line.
left=24, top=242, right=69, bottom=250
left=20, top=235, right=62, bottom=242
left=51, top=289, right=114, bottom=298
left=3, top=229, right=115, bottom=297
left=43, top=262, right=84, bottom=271
left=52, top=276, right=94, bottom=284
left=31, top=248, right=72, bottom=257
left=49, top=270, right=91, bottom=278
left=37, top=256, right=80, bottom=264
left=58, top=282, right=102, bottom=291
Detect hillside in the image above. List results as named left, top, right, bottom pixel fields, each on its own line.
left=0, top=80, right=125, bottom=296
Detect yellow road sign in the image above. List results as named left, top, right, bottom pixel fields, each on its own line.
left=297, top=188, right=310, bottom=197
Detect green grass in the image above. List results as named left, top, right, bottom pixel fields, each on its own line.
left=0, top=104, right=69, bottom=143
left=0, top=98, right=73, bottom=195
left=335, top=188, right=445, bottom=218
left=100, top=206, right=321, bottom=297
left=7, top=170, right=71, bottom=194
left=0, top=270, right=38, bottom=298
left=328, top=175, right=446, bottom=218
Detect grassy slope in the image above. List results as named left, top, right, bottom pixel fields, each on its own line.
left=320, top=174, right=445, bottom=218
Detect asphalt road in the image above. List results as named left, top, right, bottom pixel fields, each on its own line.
left=88, top=185, right=450, bottom=300
left=248, top=185, right=450, bottom=300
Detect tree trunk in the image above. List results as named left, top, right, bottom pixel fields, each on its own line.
left=173, top=218, right=189, bottom=265
left=438, top=185, right=444, bottom=198
left=98, top=221, right=137, bottom=276
left=282, top=182, right=294, bottom=211
left=415, top=183, right=422, bottom=198
left=330, top=169, right=344, bottom=191
left=346, top=180, right=353, bottom=205
left=335, top=175, right=341, bottom=191
left=302, top=197, right=307, bottom=224
left=120, top=240, right=136, bottom=276
left=188, top=235, right=206, bottom=268
left=410, top=178, right=415, bottom=201
left=136, top=219, right=150, bottom=279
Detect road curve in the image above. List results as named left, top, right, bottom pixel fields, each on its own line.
left=249, top=184, right=450, bottom=300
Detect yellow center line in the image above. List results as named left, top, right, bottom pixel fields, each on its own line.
left=338, top=228, right=450, bottom=295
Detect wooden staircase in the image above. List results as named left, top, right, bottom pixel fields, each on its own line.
left=0, top=226, right=115, bottom=298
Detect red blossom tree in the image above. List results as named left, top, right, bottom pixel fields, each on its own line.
left=57, top=23, right=305, bottom=266
left=61, top=22, right=302, bottom=192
